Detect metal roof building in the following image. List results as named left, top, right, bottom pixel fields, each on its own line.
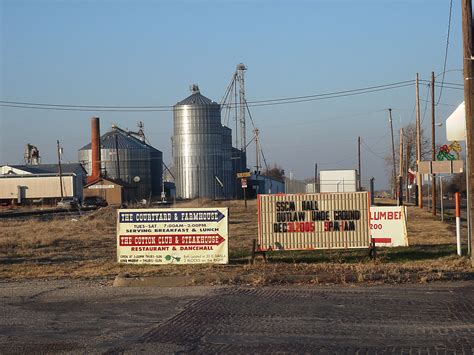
left=0, top=164, right=87, bottom=204
left=78, top=125, right=163, bottom=200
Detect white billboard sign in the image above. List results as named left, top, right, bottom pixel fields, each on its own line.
left=370, top=206, right=408, bottom=247
left=446, top=102, right=466, bottom=141
left=258, top=192, right=371, bottom=251
left=117, top=208, right=229, bottom=264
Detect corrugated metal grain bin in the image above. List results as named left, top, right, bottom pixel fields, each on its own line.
left=172, top=85, right=232, bottom=199
left=78, top=126, right=162, bottom=199
left=258, top=192, right=370, bottom=251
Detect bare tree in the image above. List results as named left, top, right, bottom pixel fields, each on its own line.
left=384, top=123, right=430, bottom=190
left=262, top=164, right=285, bottom=182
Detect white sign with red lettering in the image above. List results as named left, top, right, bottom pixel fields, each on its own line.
left=370, top=206, right=408, bottom=247
left=116, top=208, right=229, bottom=264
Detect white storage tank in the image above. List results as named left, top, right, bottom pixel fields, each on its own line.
left=319, top=169, right=359, bottom=193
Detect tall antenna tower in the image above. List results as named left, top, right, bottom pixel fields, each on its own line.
left=221, top=63, right=248, bottom=151
left=221, top=63, right=270, bottom=176
left=236, top=63, right=247, bottom=152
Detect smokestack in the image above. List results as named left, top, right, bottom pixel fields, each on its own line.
left=88, top=116, right=101, bottom=183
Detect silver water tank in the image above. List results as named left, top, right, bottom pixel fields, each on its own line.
left=173, top=85, right=231, bottom=199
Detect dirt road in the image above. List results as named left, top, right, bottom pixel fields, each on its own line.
left=1, top=280, right=473, bottom=353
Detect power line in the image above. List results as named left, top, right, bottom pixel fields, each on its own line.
left=361, top=139, right=387, bottom=160
left=246, top=82, right=415, bottom=108
left=0, top=80, right=415, bottom=112
left=0, top=104, right=168, bottom=112
left=317, top=153, right=358, bottom=166
left=420, top=99, right=457, bottom=107
left=437, top=0, right=454, bottom=105
left=434, top=84, right=464, bottom=91
left=421, top=84, right=431, bottom=126
left=419, top=79, right=463, bottom=87
left=263, top=108, right=392, bottom=128
left=245, top=80, right=415, bottom=104
left=408, top=102, right=417, bottom=125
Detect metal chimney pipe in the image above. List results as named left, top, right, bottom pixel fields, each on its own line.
left=88, top=116, right=101, bottom=183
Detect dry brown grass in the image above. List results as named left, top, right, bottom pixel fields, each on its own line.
left=0, top=199, right=472, bottom=284
left=406, top=206, right=467, bottom=246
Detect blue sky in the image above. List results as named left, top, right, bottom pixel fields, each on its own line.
left=0, top=0, right=466, bottom=189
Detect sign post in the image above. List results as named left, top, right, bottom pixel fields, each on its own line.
left=237, top=172, right=251, bottom=208
left=455, top=192, right=462, bottom=256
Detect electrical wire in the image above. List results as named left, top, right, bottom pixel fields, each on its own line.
left=246, top=82, right=414, bottom=107
left=408, top=102, right=417, bottom=125
left=246, top=80, right=414, bottom=104
left=266, top=108, right=391, bottom=129
left=419, top=99, right=457, bottom=107
left=437, top=0, right=454, bottom=105
left=420, top=84, right=431, bottom=126
left=361, top=139, right=388, bottom=160
left=317, top=154, right=358, bottom=167
left=419, top=79, right=463, bottom=86
left=0, top=79, right=415, bottom=112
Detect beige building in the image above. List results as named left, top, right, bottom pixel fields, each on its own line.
left=0, top=164, right=86, bottom=205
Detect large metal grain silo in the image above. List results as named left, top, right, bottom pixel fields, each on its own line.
left=79, top=125, right=162, bottom=199
left=173, top=85, right=230, bottom=199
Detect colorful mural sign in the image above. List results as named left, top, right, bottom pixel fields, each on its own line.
left=437, top=141, right=461, bottom=161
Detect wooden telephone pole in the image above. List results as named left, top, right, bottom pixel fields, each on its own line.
left=399, top=128, right=404, bottom=205
left=358, top=136, right=361, bottom=190
left=431, top=71, right=437, bottom=216
left=462, top=0, right=474, bottom=264
left=416, top=73, right=423, bottom=208
left=57, top=140, right=64, bottom=199
left=389, top=109, right=397, bottom=198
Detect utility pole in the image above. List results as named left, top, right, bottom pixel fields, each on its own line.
left=462, top=0, right=474, bottom=263
left=254, top=128, right=260, bottom=174
left=405, top=139, right=410, bottom=203
left=416, top=73, right=423, bottom=208
left=399, top=128, right=404, bottom=205
left=389, top=108, right=397, bottom=199
left=254, top=128, right=260, bottom=196
left=314, top=163, right=318, bottom=193
left=431, top=71, right=437, bottom=215
left=399, top=129, right=404, bottom=181
left=57, top=140, right=64, bottom=199
left=358, top=136, right=361, bottom=190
